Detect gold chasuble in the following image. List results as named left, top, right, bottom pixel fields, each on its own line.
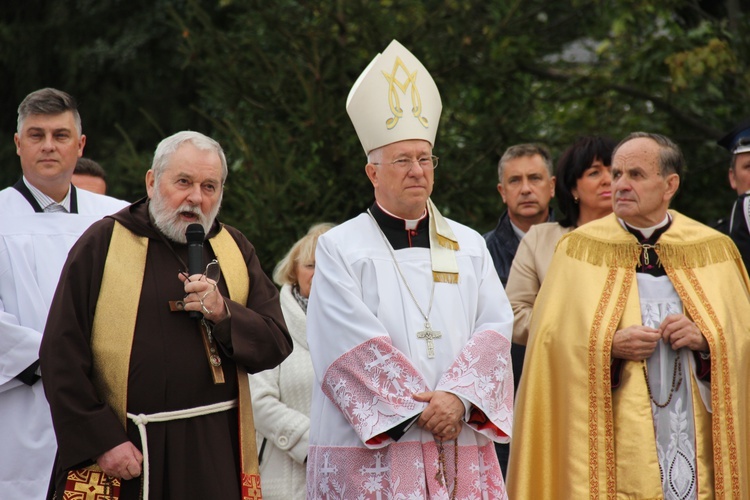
left=80, top=221, right=261, bottom=500
left=507, top=212, right=750, bottom=499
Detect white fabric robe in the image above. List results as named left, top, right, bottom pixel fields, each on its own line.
left=637, top=274, right=711, bottom=500
left=306, top=213, right=514, bottom=500
left=250, top=284, right=312, bottom=499
left=0, top=186, right=127, bottom=499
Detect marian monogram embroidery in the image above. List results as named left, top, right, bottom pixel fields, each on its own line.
left=381, top=57, right=429, bottom=130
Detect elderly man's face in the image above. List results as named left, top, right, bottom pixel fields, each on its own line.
left=146, top=142, right=223, bottom=243
left=729, top=152, right=750, bottom=195
left=611, top=137, right=679, bottom=227
left=365, top=139, right=434, bottom=220
left=14, top=112, right=85, bottom=196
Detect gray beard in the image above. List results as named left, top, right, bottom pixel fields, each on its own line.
left=148, top=194, right=221, bottom=244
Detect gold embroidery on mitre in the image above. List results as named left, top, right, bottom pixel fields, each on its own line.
left=382, top=56, right=429, bottom=130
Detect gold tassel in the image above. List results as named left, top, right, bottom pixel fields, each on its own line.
left=561, top=233, right=640, bottom=268
left=433, top=271, right=459, bottom=284
left=436, top=233, right=460, bottom=251
left=656, top=237, right=741, bottom=269
left=562, top=232, right=740, bottom=270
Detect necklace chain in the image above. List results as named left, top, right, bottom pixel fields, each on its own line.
left=640, top=243, right=655, bottom=267
left=642, top=355, right=682, bottom=408
left=367, top=210, right=435, bottom=323
left=368, top=211, right=455, bottom=494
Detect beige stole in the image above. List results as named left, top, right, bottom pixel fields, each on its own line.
left=86, top=221, right=261, bottom=499
left=426, top=198, right=459, bottom=283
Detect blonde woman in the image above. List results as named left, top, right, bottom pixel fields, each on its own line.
left=249, top=223, right=334, bottom=499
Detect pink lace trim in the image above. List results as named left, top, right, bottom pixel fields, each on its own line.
left=437, top=330, right=513, bottom=439
left=307, top=441, right=507, bottom=500
left=322, top=336, right=429, bottom=443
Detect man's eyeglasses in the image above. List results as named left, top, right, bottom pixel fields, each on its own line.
left=181, top=260, right=221, bottom=315
left=372, top=155, right=439, bottom=170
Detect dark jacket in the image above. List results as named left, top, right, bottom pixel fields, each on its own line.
left=482, top=211, right=520, bottom=286
left=727, top=193, right=750, bottom=270
left=483, top=210, right=555, bottom=285
left=482, top=209, right=552, bottom=475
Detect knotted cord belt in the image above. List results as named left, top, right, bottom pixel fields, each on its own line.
left=127, top=398, right=238, bottom=499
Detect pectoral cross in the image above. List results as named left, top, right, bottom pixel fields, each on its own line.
left=416, top=322, right=442, bottom=359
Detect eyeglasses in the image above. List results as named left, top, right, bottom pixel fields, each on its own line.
left=372, top=155, right=439, bottom=170
left=181, top=260, right=221, bottom=315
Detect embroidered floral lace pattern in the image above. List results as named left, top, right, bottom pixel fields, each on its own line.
left=435, top=330, right=513, bottom=438
left=638, top=275, right=697, bottom=500
left=322, top=336, right=430, bottom=443
left=307, top=441, right=507, bottom=500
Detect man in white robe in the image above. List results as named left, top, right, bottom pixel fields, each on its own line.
left=306, top=40, right=514, bottom=499
left=0, top=88, right=127, bottom=499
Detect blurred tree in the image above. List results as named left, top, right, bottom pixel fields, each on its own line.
left=1, top=0, right=748, bottom=271
left=175, top=0, right=749, bottom=269
left=0, top=0, right=211, bottom=201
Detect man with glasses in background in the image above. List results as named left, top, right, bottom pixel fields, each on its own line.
left=305, top=40, right=514, bottom=499
left=40, top=130, right=292, bottom=500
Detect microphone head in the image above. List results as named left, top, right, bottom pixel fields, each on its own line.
left=185, top=223, right=205, bottom=244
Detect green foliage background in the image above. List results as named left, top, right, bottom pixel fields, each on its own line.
left=2, top=0, right=748, bottom=273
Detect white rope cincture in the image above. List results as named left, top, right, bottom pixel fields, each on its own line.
left=127, top=398, right=238, bottom=499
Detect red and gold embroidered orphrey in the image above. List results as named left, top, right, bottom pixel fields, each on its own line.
left=63, top=466, right=121, bottom=500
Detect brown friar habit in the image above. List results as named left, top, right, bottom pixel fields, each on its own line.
left=41, top=198, right=292, bottom=500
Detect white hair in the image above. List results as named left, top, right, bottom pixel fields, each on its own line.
left=151, top=131, right=228, bottom=184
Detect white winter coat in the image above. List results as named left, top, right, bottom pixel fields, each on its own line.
left=249, top=284, right=312, bottom=499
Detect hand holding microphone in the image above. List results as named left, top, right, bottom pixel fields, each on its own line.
left=180, top=224, right=227, bottom=322
left=185, top=224, right=206, bottom=319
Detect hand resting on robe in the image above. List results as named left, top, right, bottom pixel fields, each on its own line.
left=96, top=441, right=143, bottom=480
left=659, top=314, right=708, bottom=352
left=413, top=391, right=463, bottom=441
left=612, top=313, right=707, bottom=361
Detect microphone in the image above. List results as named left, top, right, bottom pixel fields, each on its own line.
left=185, top=223, right=205, bottom=319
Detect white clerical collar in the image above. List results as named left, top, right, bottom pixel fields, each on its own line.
left=619, top=213, right=671, bottom=239
left=376, top=201, right=427, bottom=230
left=23, top=176, right=72, bottom=212
left=509, top=220, right=527, bottom=241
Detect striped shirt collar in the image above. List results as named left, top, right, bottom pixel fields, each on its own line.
left=23, top=176, right=72, bottom=212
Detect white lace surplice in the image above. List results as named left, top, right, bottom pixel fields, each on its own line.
left=306, top=214, right=514, bottom=499
left=637, top=274, right=710, bottom=500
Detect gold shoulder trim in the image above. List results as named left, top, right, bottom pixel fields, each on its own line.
left=657, top=236, right=740, bottom=269
left=561, top=231, right=740, bottom=270
left=561, top=233, right=640, bottom=268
